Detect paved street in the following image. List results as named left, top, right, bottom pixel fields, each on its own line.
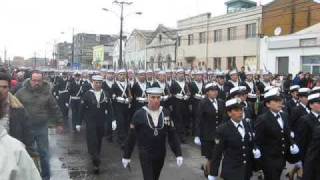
left=48, top=126, right=293, bottom=180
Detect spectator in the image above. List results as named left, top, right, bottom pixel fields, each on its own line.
left=0, top=72, right=35, bottom=156
left=238, top=66, right=246, bottom=82
left=15, top=70, right=63, bottom=180
left=11, top=71, right=25, bottom=94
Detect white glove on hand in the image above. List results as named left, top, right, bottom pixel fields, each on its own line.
left=176, top=156, right=183, bottom=167
left=194, top=137, right=201, bottom=146
left=112, top=121, right=117, bottom=131
left=122, top=158, right=131, bottom=168
left=75, top=125, right=81, bottom=132
left=290, top=131, right=295, bottom=138
left=65, top=103, right=69, bottom=107
left=290, top=144, right=299, bottom=155
left=208, top=175, right=217, bottom=180
left=252, top=148, right=261, bottom=159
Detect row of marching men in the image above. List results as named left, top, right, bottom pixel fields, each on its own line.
left=50, top=68, right=320, bottom=179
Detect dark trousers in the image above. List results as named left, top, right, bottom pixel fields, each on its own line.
left=70, top=99, right=81, bottom=129
left=105, top=113, right=113, bottom=140
left=139, top=155, right=165, bottom=180
left=263, top=163, right=283, bottom=180
left=172, top=100, right=189, bottom=141
left=86, top=119, right=105, bottom=167
left=114, top=103, right=129, bottom=143
left=58, top=97, right=69, bottom=128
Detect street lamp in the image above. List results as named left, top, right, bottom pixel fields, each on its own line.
left=102, top=1, right=142, bottom=69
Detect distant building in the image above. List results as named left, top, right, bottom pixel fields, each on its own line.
left=12, top=56, right=25, bottom=67
left=176, top=2, right=262, bottom=71
left=74, top=33, right=118, bottom=69
left=25, top=57, right=49, bottom=69
left=92, top=44, right=115, bottom=69
left=262, top=0, right=320, bottom=37
left=56, top=42, right=72, bottom=64
left=260, top=23, right=320, bottom=75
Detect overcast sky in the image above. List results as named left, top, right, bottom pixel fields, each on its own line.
left=0, top=0, right=272, bottom=59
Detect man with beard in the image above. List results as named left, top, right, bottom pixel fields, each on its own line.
left=16, top=70, right=63, bottom=180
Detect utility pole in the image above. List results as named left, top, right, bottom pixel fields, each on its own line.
left=113, top=1, right=133, bottom=69
left=34, top=52, right=37, bottom=69
left=71, top=28, right=75, bottom=67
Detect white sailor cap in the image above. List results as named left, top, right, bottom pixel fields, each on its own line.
left=298, top=88, right=310, bottom=97
left=165, top=69, right=172, bottom=73
left=193, top=71, right=203, bottom=75
left=308, top=93, right=320, bottom=104
left=215, top=71, right=225, bottom=77
left=290, top=85, right=300, bottom=92
left=229, top=69, right=238, bottom=75
left=107, top=69, right=115, bottom=73
left=264, top=88, right=282, bottom=102
left=246, top=71, right=255, bottom=75
left=248, top=93, right=257, bottom=99
left=311, top=86, right=320, bottom=94
left=100, top=68, right=107, bottom=72
left=229, top=86, right=247, bottom=98
left=225, top=98, right=243, bottom=111
left=146, top=69, right=153, bottom=74
left=158, top=71, right=166, bottom=75
left=117, top=69, right=126, bottom=74
left=154, top=68, right=161, bottom=72
left=204, top=82, right=219, bottom=93
left=146, top=87, right=164, bottom=96
left=137, top=70, right=146, bottom=74
left=92, top=75, right=103, bottom=81
left=207, top=70, right=214, bottom=75
left=74, top=71, right=81, bottom=75
left=176, top=69, right=185, bottom=74
left=261, top=71, right=271, bottom=76
left=127, top=69, right=134, bottom=73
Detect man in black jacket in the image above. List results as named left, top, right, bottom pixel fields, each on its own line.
left=255, top=88, right=299, bottom=180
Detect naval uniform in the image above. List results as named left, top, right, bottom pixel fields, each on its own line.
left=302, top=125, right=320, bottom=180
left=224, top=80, right=240, bottom=98
left=112, top=81, right=131, bottom=143
left=131, top=81, right=148, bottom=113
left=123, top=107, right=182, bottom=180
left=152, top=80, right=171, bottom=108
left=255, top=111, right=295, bottom=180
left=195, top=97, right=225, bottom=159
left=68, top=79, right=83, bottom=130
left=211, top=120, right=255, bottom=180
left=102, top=80, right=115, bottom=141
left=296, top=112, right=320, bottom=161
left=190, top=80, right=205, bottom=136
left=286, top=97, right=299, bottom=116
left=170, top=80, right=190, bottom=142
left=289, top=103, right=310, bottom=140
left=54, top=77, right=70, bottom=127
left=80, top=89, right=113, bottom=167
left=217, top=83, right=227, bottom=101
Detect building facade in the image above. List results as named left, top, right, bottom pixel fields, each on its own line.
left=260, top=23, right=320, bottom=75
left=176, top=1, right=262, bottom=71
left=262, top=0, right=320, bottom=37
left=74, top=33, right=117, bottom=69
left=146, top=25, right=177, bottom=70
left=56, top=41, right=72, bottom=64
left=125, top=29, right=153, bottom=70
left=92, top=44, right=115, bottom=69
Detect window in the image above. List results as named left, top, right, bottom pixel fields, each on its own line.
left=159, top=34, right=162, bottom=42
left=246, top=23, right=256, bottom=38
left=228, top=27, right=237, bottom=40
left=227, top=57, right=236, bottom=70
left=214, top=29, right=222, bottom=42
left=214, top=57, right=221, bottom=69
left=302, top=56, right=320, bottom=74
left=188, top=34, right=194, bottom=45
left=300, top=38, right=317, bottom=47
left=199, top=32, right=206, bottom=44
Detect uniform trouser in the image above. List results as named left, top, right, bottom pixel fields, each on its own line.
left=114, top=103, right=129, bottom=143
left=191, top=100, right=200, bottom=136
left=173, top=100, right=189, bottom=140
left=139, top=155, right=165, bottom=180
left=32, top=124, right=50, bottom=178
left=86, top=119, right=105, bottom=167
left=262, top=161, right=284, bottom=180
left=105, top=113, right=113, bottom=139
left=58, top=97, right=69, bottom=128
left=70, top=99, right=81, bottom=129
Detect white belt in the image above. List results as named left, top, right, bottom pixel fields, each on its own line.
left=70, top=96, right=80, bottom=100
left=136, top=97, right=147, bottom=103
left=175, top=94, right=189, bottom=100
left=161, top=95, right=169, bottom=101
left=58, top=90, right=68, bottom=94
left=116, top=97, right=130, bottom=104
left=194, top=94, right=204, bottom=100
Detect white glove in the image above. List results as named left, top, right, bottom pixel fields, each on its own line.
left=194, top=137, right=201, bottom=146
left=208, top=175, right=217, bottom=180
left=112, top=120, right=117, bottom=131
left=252, top=148, right=261, bottom=159
left=290, top=131, right=295, bottom=138
left=75, top=125, right=81, bottom=132
left=122, top=158, right=131, bottom=168
left=56, top=96, right=59, bottom=99
left=65, top=103, right=69, bottom=107
left=290, top=144, right=299, bottom=155
left=176, top=156, right=183, bottom=167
